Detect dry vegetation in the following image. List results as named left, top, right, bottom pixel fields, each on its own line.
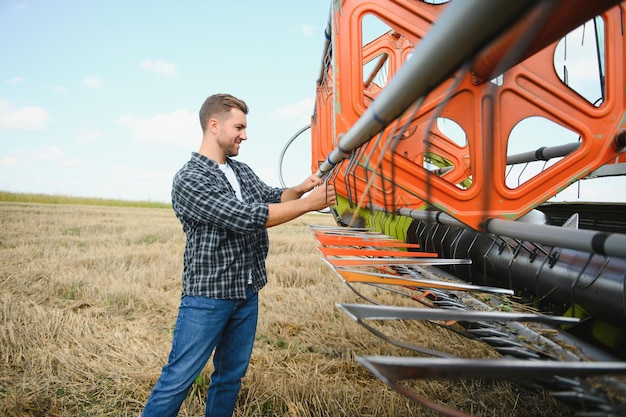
left=0, top=202, right=570, bottom=416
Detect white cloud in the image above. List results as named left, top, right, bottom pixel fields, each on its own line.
left=83, top=76, right=103, bottom=90
left=301, top=24, right=315, bottom=36
left=269, top=98, right=314, bottom=125
left=52, top=85, right=69, bottom=93
left=117, top=109, right=200, bottom=148
left=6, top=77, right=24, bottom=85
left=109, top=165, right=171, bottom=181
left=141, top=59, right=177, bottom=78
left=0, top=154, right=23, bottom=168
left=0, top=146, right=63, bottom=168
left=102, top=165, right=173, bottom=202
left=0, top=99, right=50, bottom=130
left=32, top=145, right=63, bottom=160
left=75, top=129, right=103, bottom=144
left=59, top=157, right=87, bottom=167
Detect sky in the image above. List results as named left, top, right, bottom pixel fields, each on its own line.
left=1, top=1, right=624, bottom=204
left=0, top=0, right=330, bottom=202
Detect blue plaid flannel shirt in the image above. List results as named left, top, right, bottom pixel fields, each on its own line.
left=171, top=152, right=285, bottom=299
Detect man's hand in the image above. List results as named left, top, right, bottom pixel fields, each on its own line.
left=267, top=181, right=336, bottom=228
left=296, top=175, right=323, bottom=194
left=305, top=182, right=336, bottom=211
left=281, top=174, right=325, bottom=202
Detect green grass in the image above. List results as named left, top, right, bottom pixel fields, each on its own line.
left=0, top=191, right=171, bottom=209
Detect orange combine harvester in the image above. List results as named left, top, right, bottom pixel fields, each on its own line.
left=295, top=0, right=626, bottom=415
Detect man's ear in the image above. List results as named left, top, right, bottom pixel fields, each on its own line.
left=208, top=117, right=219, bottom=132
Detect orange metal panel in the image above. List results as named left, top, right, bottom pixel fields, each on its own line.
left=335, top=269, right=477, bottom=292
left=312, top=1, right=626, bottom=230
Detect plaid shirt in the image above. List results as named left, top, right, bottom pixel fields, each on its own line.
left=171, top=152, right=285, bottom=299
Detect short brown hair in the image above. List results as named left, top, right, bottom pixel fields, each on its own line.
left=199, top=94, right=249, bottom=132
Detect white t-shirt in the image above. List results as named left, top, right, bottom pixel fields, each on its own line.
left=218, top=162, right=242, bottom=201
left=218, top=161, right=251, bottom=284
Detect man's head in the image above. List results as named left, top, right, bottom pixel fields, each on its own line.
left=199, top=94, right=249, bottom=133
left=198, top=94, right=249, bottom=162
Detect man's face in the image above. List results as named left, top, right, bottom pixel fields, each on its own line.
left=215, top=108, right=247, bottom=157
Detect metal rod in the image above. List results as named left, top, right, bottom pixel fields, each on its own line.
left=506, top=142, right=581, bottom=165
left=278, top=125, right=310, bottom=188
left=316, top=7, right=332, bottom=86
left=357, top=356, right=626, bottom=381
left=337, top=303, right=579, bottom=324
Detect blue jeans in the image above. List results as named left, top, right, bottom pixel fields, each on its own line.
left=142, top=286, right=258, bottom=417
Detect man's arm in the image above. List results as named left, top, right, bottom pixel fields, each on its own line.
left=266, top=182, right=335, bottom=228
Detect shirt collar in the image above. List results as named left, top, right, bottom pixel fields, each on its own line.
left=191, top=152, right=228, bottom=170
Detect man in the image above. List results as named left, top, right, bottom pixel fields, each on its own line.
left=141, top=93, right=335, bottom=417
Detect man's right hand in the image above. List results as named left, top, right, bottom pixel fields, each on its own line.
left=306, top=182, right=336, bottom=211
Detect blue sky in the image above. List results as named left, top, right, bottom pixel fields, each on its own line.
left=1, top=1, right=330, bottom=202
left=2, top=1, right=624, bottom=204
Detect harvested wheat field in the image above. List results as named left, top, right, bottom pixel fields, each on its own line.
left=0, top=202, right=569, bottom=416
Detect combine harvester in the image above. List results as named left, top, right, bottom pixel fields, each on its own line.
left=293, top=0, right=626, bottom=415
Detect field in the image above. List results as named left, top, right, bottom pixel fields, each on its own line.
left=0, top=199, right=568, bottom=416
